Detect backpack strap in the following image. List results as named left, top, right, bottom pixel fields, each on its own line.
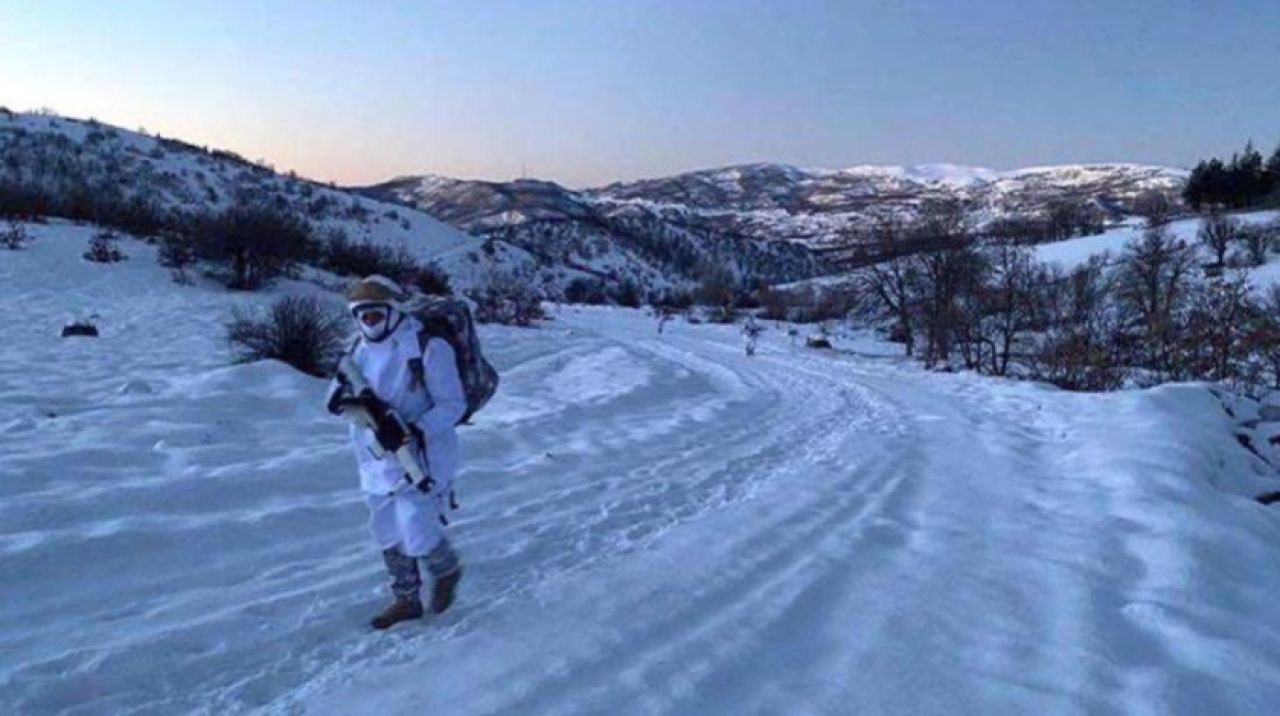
left=408, top=328, right=429, bottom=393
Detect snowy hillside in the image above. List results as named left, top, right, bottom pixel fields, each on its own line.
left=4, top=222, right=1280, bottom=715
left=592, top=162, right=1187, bottom=248
left=0, top=110, right=542, bottom=293
left=1033, top=210, right=1280, bottom=278
left=362, top=175, right=828, bottom=295
left=370, top=162, right=1186, bottom=285
left=785, top=209, right=1280, bottom=297
left=0, top=112, right=473, bottom=257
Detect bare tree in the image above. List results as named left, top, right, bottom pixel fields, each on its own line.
left=694, top=263, right=737, bottom=323
left=1115, top=224, right=1199, bottom=379
left=1134, top=189, right=1176, bottom=227
left=1184, top=271, right=1258, bottom=383
left=1197, top=209, right=1240, bottom=268
left=857, top=216, right=919, bottom=356
left=757, top=285, right=789, bottom=321
left=1246, top=285, right=1280, bottom=390
left=909, top=202, right=985, bottom=368
left=1046, top=198, right=1105, bottom=240
left=1031, top=256, right=1126, bottom=391
left=977, top=239, right=1048, bottom=376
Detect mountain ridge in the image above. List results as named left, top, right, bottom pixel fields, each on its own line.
left=366, top=161, right=1187, bottom=275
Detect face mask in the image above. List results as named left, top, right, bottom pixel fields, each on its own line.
left=352, top=303, right=399, bottom=343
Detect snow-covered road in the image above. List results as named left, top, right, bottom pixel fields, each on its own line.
left=4, top=226, right=1280, bottom=715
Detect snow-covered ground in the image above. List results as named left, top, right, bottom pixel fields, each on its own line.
left=4, top=223, right=1280, bottom=715
left=1033, top=210, right=1280, bottom=290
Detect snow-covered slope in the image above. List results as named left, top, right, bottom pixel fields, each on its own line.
left=372, top=162, right=1186, bottom=284
left=362, top=175, right=828, bottom=294
left=784, top=209, right=1280, bottom=296
left=4, top=222, right=1280, bottom=715
left=0, top=111, right=477, bottom=258
left=1033, top=210, right=1280, bottom=270
left=0, top=110, right=543, bottom=292
left=593, top=162, right=1188, bottom=247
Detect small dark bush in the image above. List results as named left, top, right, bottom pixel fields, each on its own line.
left=190, top=205, right=315, bottom=290
left=565, top=277, right=608, bottom=305
left=1240, top=224, right=1274, bottom=267
left=61, top=321, right=99, bottom=338
left=318, top=231, right=452, bottom=295
left=472, top=273, right=544, bottom=327
left=319, top=230, right=415, bottom=279
left=84, top=230, right=126, bottom=263
left=612, top=279, right=644, bottom=308
left=158, top=233, right=197, bottom=284
left=158, top=233, right=197, bottom=269
left=406, top=261, right=452, bottom=296
left=1, top=222, right=30, bottom=250
left=661, top=289, right=694, bottom=310
left=226, top=296, right=348, bottom=377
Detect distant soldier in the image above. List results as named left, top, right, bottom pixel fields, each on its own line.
left=656, top=306, right=673, bottom=335
left=741, top=315, right=764, bottom=356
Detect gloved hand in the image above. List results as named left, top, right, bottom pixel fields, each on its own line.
left=371, top=410, right=408, bottom=453
left=340, top=390, right=408, bottom=453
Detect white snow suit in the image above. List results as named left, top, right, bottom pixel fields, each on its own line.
left=339, top=314, right=467, bottom=558
left=742, top=320, right=762, bottom=356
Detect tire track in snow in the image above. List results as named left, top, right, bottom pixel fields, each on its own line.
left=300, top=316, right=928, bottom=716
left=283, top=323, right=876, bottom=708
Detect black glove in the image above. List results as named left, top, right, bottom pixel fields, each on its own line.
left=326, top=382, right=349, bottom=416
left=338, top=390, right=406, bottom=453
left=373, top=416, right=408, bottom=453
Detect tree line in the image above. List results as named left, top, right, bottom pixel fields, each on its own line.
left=1183, top=140, right=1280, bottom=211
left=810, top=202, right=1280, bottom=394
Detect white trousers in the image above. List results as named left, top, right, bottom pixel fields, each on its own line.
left=364, top=489, right=445, bottom=558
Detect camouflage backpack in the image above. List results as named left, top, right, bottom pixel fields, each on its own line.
left=405, top=297, right=499, bottom=425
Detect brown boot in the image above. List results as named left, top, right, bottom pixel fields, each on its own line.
left=430, top=566, right=463, bottom=614
left=370, top=598, right=424, bottom=630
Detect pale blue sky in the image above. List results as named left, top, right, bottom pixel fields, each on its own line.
left=2, top=0, right=1278, bottom=187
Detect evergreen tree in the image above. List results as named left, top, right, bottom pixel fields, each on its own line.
left=1183, top=161, right=1208, bottom=211
left=1235, top=141, right=1266, bottom=206
left=1266, top=143, right=1280, bottom=195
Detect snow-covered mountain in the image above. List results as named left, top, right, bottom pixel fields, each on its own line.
left=593, top=162, right=1187, bottom=245
left=363, top=175, right=829, bottom=294
left=372, top=162, right=1186, bottom=273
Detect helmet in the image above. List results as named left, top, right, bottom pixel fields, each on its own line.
left=346, top=275, right=408, bottom=343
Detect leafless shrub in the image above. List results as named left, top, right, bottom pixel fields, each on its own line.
left=226, top=296, right=347, bottom=377
left=1239, top=222, right=1274, bottom=267
left=83, top=230, right=127, bottom=263
left=1, top=221, right=30, bottom=250
left=1029, top=257, right=1127, bottom=391
left=472, top=272, right=544, bottom=327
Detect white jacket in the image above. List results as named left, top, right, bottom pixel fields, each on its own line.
left=341, top=315, right=467, bottom=495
